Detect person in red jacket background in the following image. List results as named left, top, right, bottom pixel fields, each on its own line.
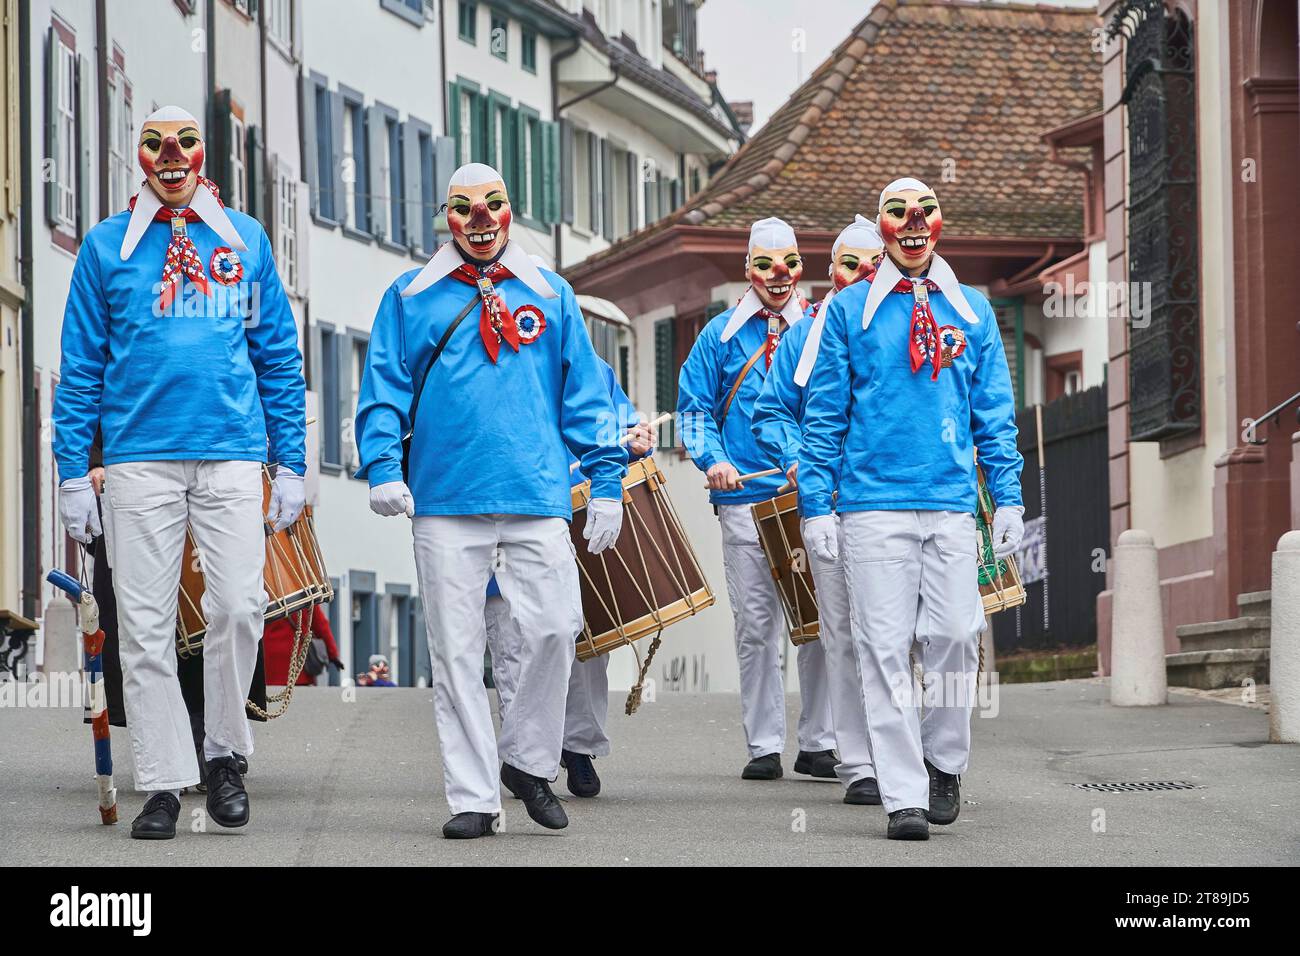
left=263, top=604, right=341, bottom=686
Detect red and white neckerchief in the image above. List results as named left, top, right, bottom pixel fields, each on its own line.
left=893, top=276, right=942, bottom=380
left=448, top=260, right=519, bottom=363
left=758, top=308, right=783, bottom=370
left=128, top=176, right=221, bottom=311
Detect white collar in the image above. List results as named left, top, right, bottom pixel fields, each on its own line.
left=119, top=180, right=247, bottom=262
left=719, top=285, right=806, bottom=343
left=400, top=239, right=559, bottom=300
left=861, top=253, right=979, bottom=330
left=793, top=287, right=838, bottom=387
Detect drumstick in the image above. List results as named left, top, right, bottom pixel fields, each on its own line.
left=703, top=466, right=782, bottom=489
left=569, top=413, right=673, bottom=473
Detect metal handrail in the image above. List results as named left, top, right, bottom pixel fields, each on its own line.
left=1242, top=391, right=1300, bottom=445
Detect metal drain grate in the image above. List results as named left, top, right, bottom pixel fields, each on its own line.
left=1070, top=781, right=1204, bottom=793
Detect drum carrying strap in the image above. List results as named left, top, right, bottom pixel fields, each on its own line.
left=401, top=292, right=481, bottom=482
left=718, top=339, right=770, bottom=431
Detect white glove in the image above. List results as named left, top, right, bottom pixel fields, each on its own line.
left=991, top=505, right=1026, bottom=558
left=801, top=514, right=838, bottom=563
left=369, top=480, right=415, bottom=518
left=59, top=475, right=102, bottom=545
left=583, top=497, right=623, bottom=554
left=266, top=469, right=306, bottom=532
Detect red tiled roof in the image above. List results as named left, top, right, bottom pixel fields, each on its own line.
left=572, top=0, right=1101, bottom=272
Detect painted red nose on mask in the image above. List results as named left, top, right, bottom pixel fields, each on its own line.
left=158, top=135, right=187, bottom=165
left=904, top=207, right=929, bottom=231
left=467, top=201, right=497, bottom=231
left=770, top=262, right=791, bottom=281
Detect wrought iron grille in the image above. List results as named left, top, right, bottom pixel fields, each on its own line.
left=1109, top=0, right=1201, bottom=442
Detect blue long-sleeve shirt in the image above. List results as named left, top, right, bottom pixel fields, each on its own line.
left=52, top=208, right=305, bottom=478
left=798, top=277, right=1022, bottom=517
left=354, top=265, right=627, bottom=518
left=751, top=317, right=816, bottom=474
left=676, top=304, right=810, bottom=505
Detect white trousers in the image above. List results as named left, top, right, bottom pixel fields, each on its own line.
left=718, top=504, right=834, bottom=758
left=413, top=515, right=581, bottom=815
left=485, top=594, right=610, bottom=757
left=840, top=509, right=983, bottom=813
left=804, top=517, right=876, bottom=788
left=102, top=460, right=265, bottom=791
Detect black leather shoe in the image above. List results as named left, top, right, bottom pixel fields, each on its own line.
left=500, top=763, right=568, bottom=830
left=442, top=812, right=499, bottom=840
left=205, top=755, right=250, bottom=828
left=234, top=753, right=249, bottom=775
left=843, top=777, right=883, bottom=805
left=561, top=749, right=601, bottom=798
left=741, top=753, right=783, bottom=780
left=925, top=759, right=961, bottom=825
left=887, top=808, right=930, bottom=840
left=794, top=749, right=839, bottom=778
left=130, top=792, right=180, bottom=840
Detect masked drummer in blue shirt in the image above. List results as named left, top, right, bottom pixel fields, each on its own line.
left=751, top=214, right=884, bottom=806
left=486, top=356, right=653, bottom=800
left=52, top=106, right=306, bottom=840
left=355, top=163, right=627, bottom=840
left=677, top=217, right=836, bottom=782
left=797, top=179, right=1024, bottom=840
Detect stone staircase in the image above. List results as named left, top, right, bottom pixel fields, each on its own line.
left=1166, top=591, right=1271, bottom=690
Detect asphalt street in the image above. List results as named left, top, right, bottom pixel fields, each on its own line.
left=2, top=678, right=1296, bottom=866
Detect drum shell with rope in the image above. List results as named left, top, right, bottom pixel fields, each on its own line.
left=751, top=491, right=819, bottom=645
left=175, top=465, right=333, bottom=658
left=975, top=463, right=1027, bottom=614
left=569, top=457, right=714, bottom=662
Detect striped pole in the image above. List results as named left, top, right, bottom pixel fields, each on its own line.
left=48, top=569, right=118, bottom=825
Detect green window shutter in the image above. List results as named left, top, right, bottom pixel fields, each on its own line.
left=470, top=91, right=487, bottom=164
left=542, top=120, right=560, bottom=226
left=654, top=317, right=677, bottom=449
left=208, top=90, right=233, bottom=199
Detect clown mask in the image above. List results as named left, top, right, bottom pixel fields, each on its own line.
left=447, top=173, right=512, bottom=263
left=747, top=245, right=803, bottom=311
left=138, top=112, right=204, bottom=208
left=878, top=182, right=943, bottom=276
left=831, top=244, right=883, bottom=290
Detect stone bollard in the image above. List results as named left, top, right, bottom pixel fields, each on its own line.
left=1110, top=529, right=1167, bottom=706
left=1270, top=531, right=1300, bottom=743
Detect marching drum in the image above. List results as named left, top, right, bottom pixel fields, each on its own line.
left=569, top=457, right=714, bottom=664
left=176, top=465, right=333, bottom=659
left=975, top=464, right=1027, bottom=614
left=751, top=490, right=819, bottom=645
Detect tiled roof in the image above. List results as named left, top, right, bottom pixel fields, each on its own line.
left=573, top=0, right=1101, bottom=270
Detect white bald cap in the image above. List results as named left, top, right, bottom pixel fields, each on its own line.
left=748, top=216, right=797, bottom=254
left=141, top=105, right=199, bottom=129
left=833, top=214, right=881, bottom=255
left=878, top=177, right=932, bottom=211
left=449, top=162, right=505, bottom=189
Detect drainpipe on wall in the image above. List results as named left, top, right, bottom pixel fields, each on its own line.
left=438, top=0, right=449, bottom=134
left=18, top=0, right=38, bottom=618
left=549, top=36, right=581, bottom=269
left=95, top=0, right=108, bottom=219
left=205, top=0, right=216, bottom=114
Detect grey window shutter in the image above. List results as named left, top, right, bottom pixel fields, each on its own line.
left=329, top=90, right=345, bottom=224
left=44, top=28, right=60, bottom=227
left=366, top=106, right=387, bottom=239
left=587, top=133, right=599, bottom=233
left=654, top=317, right=676, bottom=449
left=434, top=135, right=455, bottom=200
left=299, top=76, right=319, bottom=216
left=401, top=121, right=422, bottom=251
left=265, top=151, right=279, bottom=248
left=626, top=151, right=639, bottom=232
left=600, top=138, right=613, bottom=242
left=246, top=125, right=267, bottom=227
left=559, top=118, right=573, bottom=225
left=76, top=54, right=92, bottom=239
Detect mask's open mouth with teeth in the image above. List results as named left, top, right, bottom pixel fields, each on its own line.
left=765, top=283, right=792, bottom=297
left=156, top=167, right=191, bottom=190
left=467, top=231, right=498, bottom=250
left=896, top=234, right=930, bottom=258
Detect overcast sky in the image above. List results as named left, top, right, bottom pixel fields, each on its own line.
left=698, top=0, right=1099, bottom=136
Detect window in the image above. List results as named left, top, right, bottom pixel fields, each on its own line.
left=313, top=82, right=336, bottom=221
left=490, top=13, right=508, bottom=60
left=106, top=52, right=132, bottom=213
left=267, top=0, right=292, bottom=49
left=228, top=112, right=247, bottom=211
left=610, top=145, right=631, bottom=238
left=380, top=0, right=426, bottom=26
left=340, top=90, right=368, bottom=234
left=458, top=1, right=477, bottom=42
left=276, top=165, right=298, bottom=291
left=50, top=29, right=78, bottom=232
left=520, top=113, right=540, bottom=219
left=346, top=333, right=370, bottom=469
left=448, top=79, right=486, bottom=166
left=521, top=29, right=537, bottom=72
